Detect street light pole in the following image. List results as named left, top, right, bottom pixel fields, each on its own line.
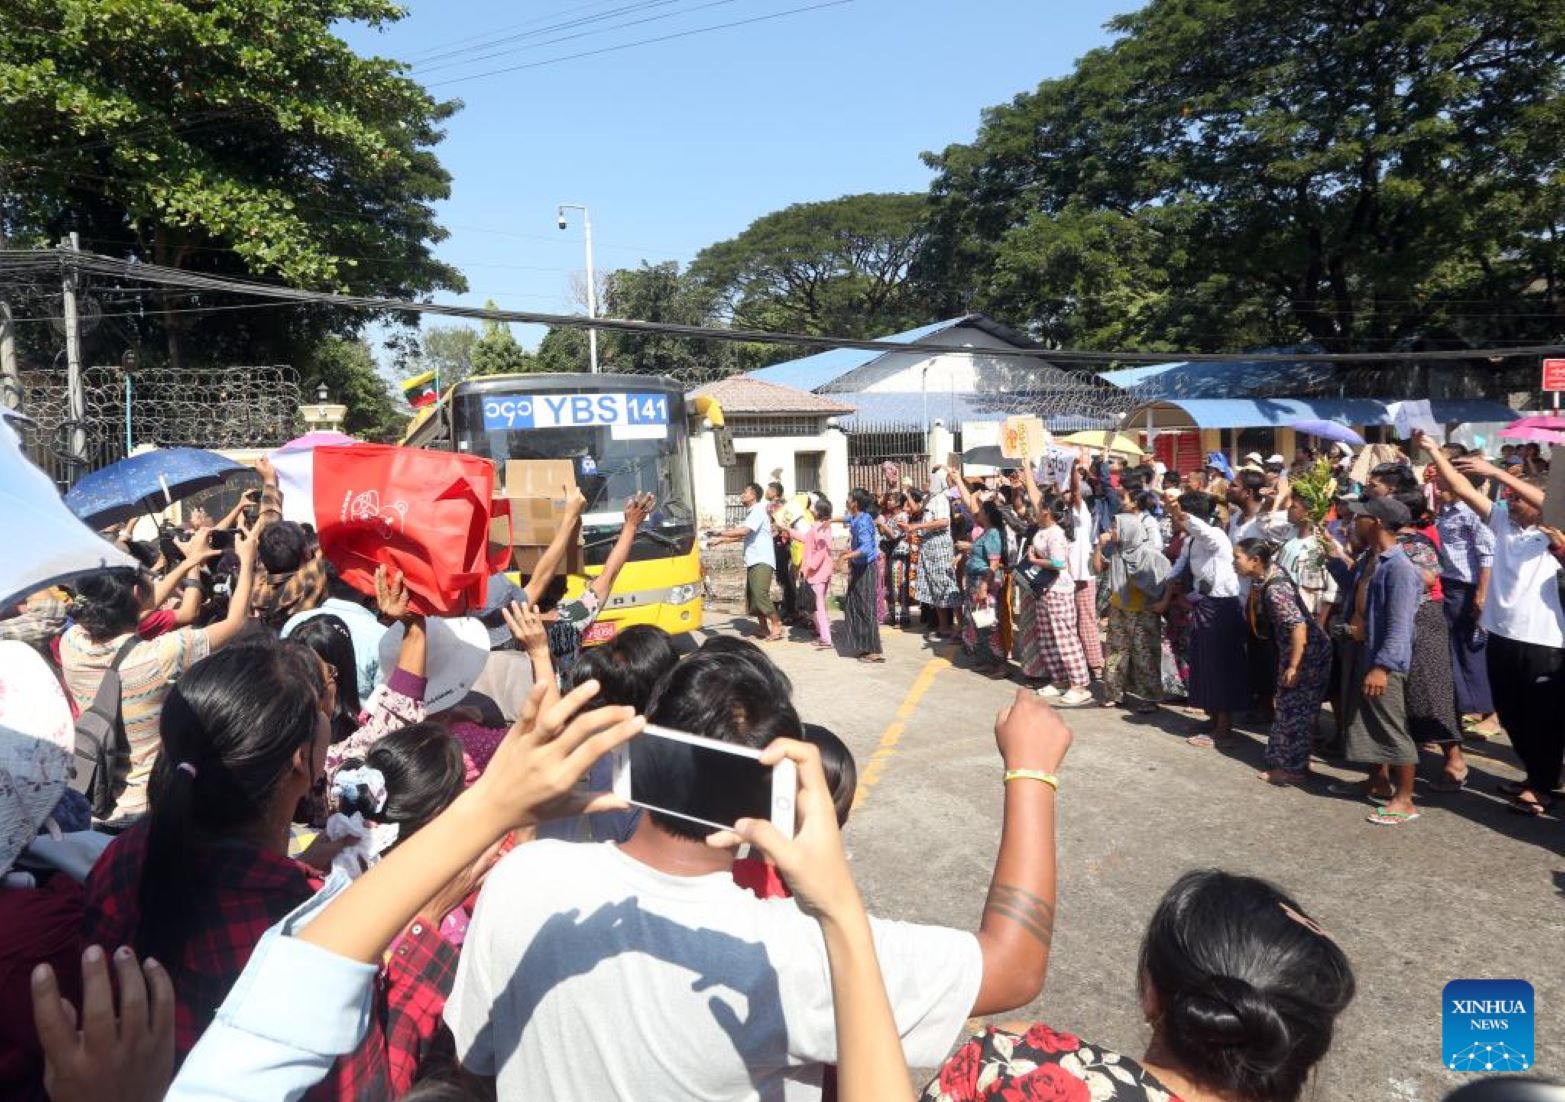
left=557, top=203, right=598, bottom=374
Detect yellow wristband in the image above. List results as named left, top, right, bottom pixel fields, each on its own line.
left=1003, top=768, right=1059, bottom=791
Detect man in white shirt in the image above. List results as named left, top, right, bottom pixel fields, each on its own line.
left=711, top=483, right=783, bottom=641
left=447, top=645, right=1064, bottom=1101
left=1419, top=433, right=1564, bottom=816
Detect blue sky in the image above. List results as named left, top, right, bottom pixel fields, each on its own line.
left=336, top=0, right=1132, bottom=351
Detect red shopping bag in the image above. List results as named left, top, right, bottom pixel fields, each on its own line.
left=313, top=444, right=509, bottom=617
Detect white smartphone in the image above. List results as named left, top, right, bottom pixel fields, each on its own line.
left=611, top=723, right=797, bottom=838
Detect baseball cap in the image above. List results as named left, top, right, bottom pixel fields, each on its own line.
left=1266, top=454, right=1286, bottom=467
left=1244, top=451, right=1263, bottom=465
left=1344, top=496, right=1411, bottom=528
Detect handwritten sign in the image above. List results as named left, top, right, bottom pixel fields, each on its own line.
left=1040, top=445, right=1076, bottom=490
left=1000, top=415, right=1048, bottom=461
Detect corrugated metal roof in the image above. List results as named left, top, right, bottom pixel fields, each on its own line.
left=1127, top=397, right=1519, bottom=430
left=688, top=376, right=855, bottom=415
left=839, top=391, right=1116, bottom=432
left=746, top=314, right=1042, bottom=393
left=1100, top=350, right=1336, bottom=400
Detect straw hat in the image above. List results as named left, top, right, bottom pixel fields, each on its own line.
left=0, top=642, right=75, bottom=875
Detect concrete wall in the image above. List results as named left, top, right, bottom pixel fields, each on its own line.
left=690, top=423, right=849, bottom=528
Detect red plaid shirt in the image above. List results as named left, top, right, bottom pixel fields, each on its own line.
left=82, top=822, right=458, bottom=1100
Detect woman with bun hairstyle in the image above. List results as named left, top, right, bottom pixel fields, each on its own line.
left=924, top=868, right=1354, bottom=1102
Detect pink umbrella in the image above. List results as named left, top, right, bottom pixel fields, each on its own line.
left=1499, top=415, right=1565, bottom=444
left=278, top=430, right=356, bottom=452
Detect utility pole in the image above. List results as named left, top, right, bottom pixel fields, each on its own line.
left=0, top=231, right=18, bottom=413
left=557, top=203, right=599, bottom=374
left=60, top=232, right=86, bottom=462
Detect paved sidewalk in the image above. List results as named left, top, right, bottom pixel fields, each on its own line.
left=702, top=603, right=1565, bottom=1100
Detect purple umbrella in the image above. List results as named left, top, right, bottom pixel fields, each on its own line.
left=1290, top=419, right=1364, bottom=447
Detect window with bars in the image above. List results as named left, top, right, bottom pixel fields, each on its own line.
left=793, top=451, right=823, bottom=493
left=724, top=454, right=756, bottom=524
left=727, top=415, right=826, bottom=438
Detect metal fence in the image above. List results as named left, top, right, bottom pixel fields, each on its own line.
left=846, top=421, right=947, bottom=495
left=12, top=364, right=302, bottom=489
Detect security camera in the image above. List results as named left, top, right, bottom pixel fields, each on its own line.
left=557, top=215, right=568, bottom=230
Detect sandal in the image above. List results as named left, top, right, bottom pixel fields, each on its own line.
left=857, top=653, right=886, bottom=664
left=1186, top=734, right=1216, bottom=749
left=1132, top=702, right=1160, bottom=715
left=813, top=641, right=834, bottom=651
left=1508, top=795, right=1553, bottom=816
left=1366, top=808, right=1420, bottom=826
left=1427, top=772, right=1469, bottom=793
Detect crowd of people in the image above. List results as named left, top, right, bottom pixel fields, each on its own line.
left=0, top=432, right=1557, bottom=1102
left=732, top=435, right=1564, bottom=827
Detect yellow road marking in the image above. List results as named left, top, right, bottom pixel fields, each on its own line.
left=852, top=656, right=951, bottom=810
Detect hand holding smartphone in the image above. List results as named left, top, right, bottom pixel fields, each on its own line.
left=611, top=724, right=796, bottom=839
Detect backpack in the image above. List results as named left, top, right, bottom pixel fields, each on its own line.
left=69, top=636, right=141, bottom=820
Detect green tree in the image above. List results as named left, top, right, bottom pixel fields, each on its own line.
left=534, top=325, right=591, bottom=374
left=414, top=323, right=478, bottom=388
left=303, top=337, right=402, bottom=441
left=600, top=262, right=733, bottom=381
left=470, top=301, right=538, bottom=377
left=0, top=0, right=465, bottom=369
left=689, top=193, right=936, bottom=362
left=918, top=0, right=1565, bottom=353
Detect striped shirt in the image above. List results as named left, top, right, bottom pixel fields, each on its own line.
left=61, top=624, right=212, bottom=820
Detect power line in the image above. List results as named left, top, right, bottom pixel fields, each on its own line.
left=424, top=0, right=856, bottom=88
left=401, top=0, right=668, bottom=61
left=413, top=0, right=714, bottom=73
left=6, top=247, right=1560, bottom=365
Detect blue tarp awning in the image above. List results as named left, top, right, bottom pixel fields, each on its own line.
left=1127, top=397, right=1519, bottom=431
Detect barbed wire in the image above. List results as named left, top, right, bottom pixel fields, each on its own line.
left=12, top=364, right=302, bottom=486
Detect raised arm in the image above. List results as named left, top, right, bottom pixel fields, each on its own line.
left=589, top=494, right=655, bottom=606
left=150, top=529, right=217, bottom=610
left=1415, top=430, right=1493, bottom=519
left=1455, top=454, right=1544, bottom=511
left=204, top=521, right=260, bottom=650
left=710, top=738, right=907, bottom=1102
left=972, top=690, right=1071, bottom=1015
left=522, top=486, right=589, bottom=605
left=1019, top=449, right=1044, bottom=512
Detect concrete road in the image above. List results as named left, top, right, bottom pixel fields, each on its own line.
left=700, top=605, right=1564, bottom=1101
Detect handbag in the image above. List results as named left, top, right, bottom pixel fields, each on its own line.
left=970, top=603, right=997, bottom=630
left=314, top=444, right=510, bottom=617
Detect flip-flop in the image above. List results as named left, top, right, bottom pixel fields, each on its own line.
left=1132, top=702, right=1160, bottom=715
left=1508, top=795, right=1552, bottom=817
left=1427, top=773, right=1469, bottom=793
left=1186, top=734, right=1216, bottom=748
left=1366, top=808, right=1420, bottom=826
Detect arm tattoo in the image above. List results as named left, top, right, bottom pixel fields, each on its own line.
left=984, top=882, right=1055, bottom=949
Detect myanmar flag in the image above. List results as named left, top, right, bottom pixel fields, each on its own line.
left=401, top=369, right=439, bottom=410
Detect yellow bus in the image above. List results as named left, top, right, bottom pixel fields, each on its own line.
left=404, top=372, right=708, bottom=642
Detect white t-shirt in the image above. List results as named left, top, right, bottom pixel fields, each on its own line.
left=1480, top=501, right=1565, bottom=648
left=1068, top=501, right=1093, bottom=579
left=1033, top=526, right=1076, bottom=593
left=446, top=841, right=982, bottom=1102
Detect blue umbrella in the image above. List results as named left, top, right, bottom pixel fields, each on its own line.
left=64, top=448, right=249, bottom=529
left=1291, top=419, right=1365, bottom=447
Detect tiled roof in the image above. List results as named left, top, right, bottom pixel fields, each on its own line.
left=690, top=375, right=856, bottom=415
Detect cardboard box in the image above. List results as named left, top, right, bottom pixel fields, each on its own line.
left=490, top=458, right=584, bottom=576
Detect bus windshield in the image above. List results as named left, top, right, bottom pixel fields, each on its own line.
left=451, top=391, right=696, bottom=565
